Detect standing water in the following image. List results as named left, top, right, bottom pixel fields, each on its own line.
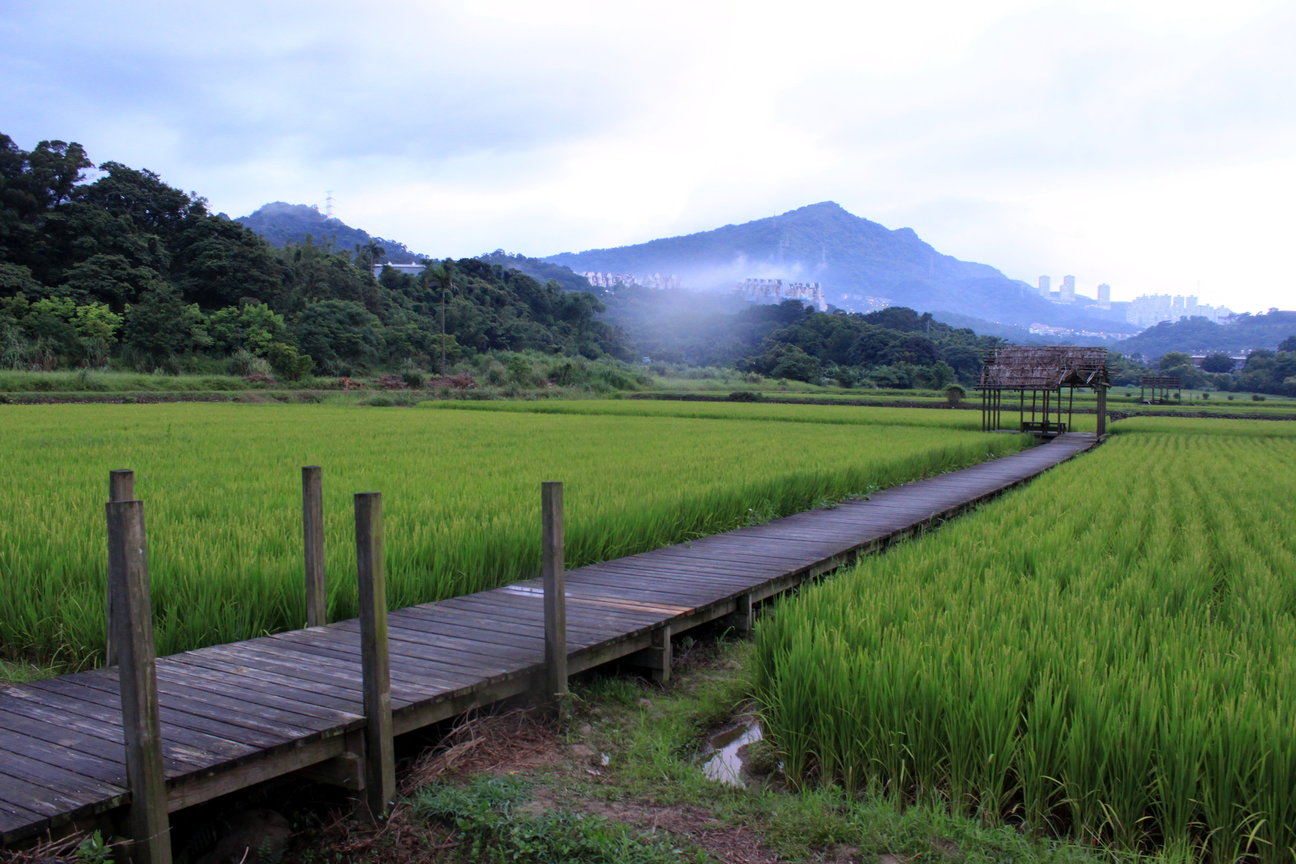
left=701, top=718, right=763, bottom=787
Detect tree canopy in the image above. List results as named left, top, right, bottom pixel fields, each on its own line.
left=0, top=133, right=627, bottom=376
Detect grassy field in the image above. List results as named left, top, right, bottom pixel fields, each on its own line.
left=423, top=398, right=996, bottom=429
left=0, top=401, right=1029, bottom=669
left=752, top=416, right=1296, bottom=862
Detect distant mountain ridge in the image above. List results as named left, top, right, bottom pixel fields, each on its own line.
left=237, top=202, right=424, bottom=264
left=545, top=202, right=1130, bottom=333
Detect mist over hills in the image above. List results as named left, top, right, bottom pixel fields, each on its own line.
left=545, top=202, right=1131, bottom=334
left=235, top=199, right=1132, bottom=337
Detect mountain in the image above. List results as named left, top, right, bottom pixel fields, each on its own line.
left=545, top=202, right=1133, bottom=333
left=237, top=202, right=424, bottom=264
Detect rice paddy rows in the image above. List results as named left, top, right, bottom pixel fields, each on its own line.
left=752, top=417, right=1296, bottom=862
left=0, top=401, right=1027, bottom=668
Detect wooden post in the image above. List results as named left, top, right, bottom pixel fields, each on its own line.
left=649, top=625, right=673, bottom=684
left=541, top=481, right=569, bottom=704
left=1096, top=386, right=1107, bottom=436
left=106, top=470, right=135, bottom=667
left=106, top=499, right=171, bottom=864
left=354, top=492, right=394, bottom=819
left=302, top=466, right=326, bottom=628
left=724, top=593, right=754, bottom=638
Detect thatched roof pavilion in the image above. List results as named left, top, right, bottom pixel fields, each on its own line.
left=978, top=346, right=1111, bottom=435
left=1139, top=375, right=1181, bottom=403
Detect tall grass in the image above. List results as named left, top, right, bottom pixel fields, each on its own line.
left=752, top=418, right=1296, bottom=861
left=0, top=401, right=1028, bottom=668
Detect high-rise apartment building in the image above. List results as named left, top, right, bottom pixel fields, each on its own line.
left=1060, top=275, right=1076, bottom=304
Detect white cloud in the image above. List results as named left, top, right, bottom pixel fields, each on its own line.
left=1, top=0, right=1292, bottom=312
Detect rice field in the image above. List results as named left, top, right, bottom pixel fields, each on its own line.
left=752, top=417, right=1296, bottom=862
left=0, top=401, right=1029, bottom=669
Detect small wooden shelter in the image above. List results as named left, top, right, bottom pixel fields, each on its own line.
left=978, top=346, right=1110, bottom=436
left=1139, top=375, right=1181, bottom=404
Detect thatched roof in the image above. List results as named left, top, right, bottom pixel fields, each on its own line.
left=1140, top=375, right=1181, bottom=388
left=978, top=346, right=1110, bottom=390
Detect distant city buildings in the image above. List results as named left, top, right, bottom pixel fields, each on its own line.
left=736, top=278, right=828, bottom=311
left=1036, top=272, right=1233, bottom=329
left=1126, top=294, right=1232, bottom=327
left=581, top=271, right=682, bottom=290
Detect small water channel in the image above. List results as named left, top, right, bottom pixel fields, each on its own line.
left=701, top=716, right=764, bottom=787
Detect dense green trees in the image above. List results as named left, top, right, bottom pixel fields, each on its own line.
left=0, top=133, right=627, bottom=377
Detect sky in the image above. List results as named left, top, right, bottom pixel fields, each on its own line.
left=2, top=0, right=1293, bottom=313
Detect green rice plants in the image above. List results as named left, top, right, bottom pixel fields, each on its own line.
left=752, top=418, right=1296, bottom=861
left=0, top=401, right=1029, bottom=667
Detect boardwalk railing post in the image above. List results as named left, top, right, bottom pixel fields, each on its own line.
left=107, top=498, right=171, bottom=864
left=355, top=492, right=395, bottom=819
left=541, top=482, right=569, bottom=708
left=302, top=466, right=326, bottom=628
left=106, top=469, right=135, bottom=667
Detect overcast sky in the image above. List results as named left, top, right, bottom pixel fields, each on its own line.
left=3, top=0, right=1293, bottom=312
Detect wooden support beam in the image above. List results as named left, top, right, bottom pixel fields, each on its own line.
left=302, top=466, right=326, bottom=628
left=1096, top=387, right=1107, bottom=436
left=628, top=625, right=673, bottom=684
left=106, top=499, right=171, bottom=864
left=722, top=593, right=755, bottom=638
left=542, top=481, right=569, bottom=704
left=355, top=492, right=395, bottom=820
left=106, top=470, right=134, bottom=667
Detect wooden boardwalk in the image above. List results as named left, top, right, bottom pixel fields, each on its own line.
left=0, top=433, right=1098, bottom=846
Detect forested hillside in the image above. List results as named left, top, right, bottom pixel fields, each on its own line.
left=0, top=135, right=625, bottom=377
left=1117, top=310, right=1296, bottom=359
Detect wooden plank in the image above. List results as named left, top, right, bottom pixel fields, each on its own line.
left=398, top=600, right=546, bottom=641
left=265, top=629, right=489, bottom=689
left=0, top=708, right=130, bottom=775
left=0, top=749, right=124, bottom=806
left=576, top=559, right=766, bottom=586
left=0, top=686, right=208, bottom=772
left=158, top=657, right=363, bottom=720
left=388, top=607, right=543, bottom=652
left=193, top=643, right=367, bottom=701
left=148, top=671, right=335, bottom=738
left=342, top=619, right=538, bottom=666
left=439, top=592, right=658, bottom=635
left=25, top=677, right=269, bottom=758
left=0, top=718, right=127, bottom=787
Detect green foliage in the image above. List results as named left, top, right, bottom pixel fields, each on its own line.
left=753, top=418, right=1296, bottom=861
left=207, top=302, right=288, bottom=356
left=1, top=134, right=628, bottom=377
left=265, top=341, right=313, bottom=381
left=412, top=776, right=703, bottom=863
left=1200, top=352, right=1235, bottom=373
